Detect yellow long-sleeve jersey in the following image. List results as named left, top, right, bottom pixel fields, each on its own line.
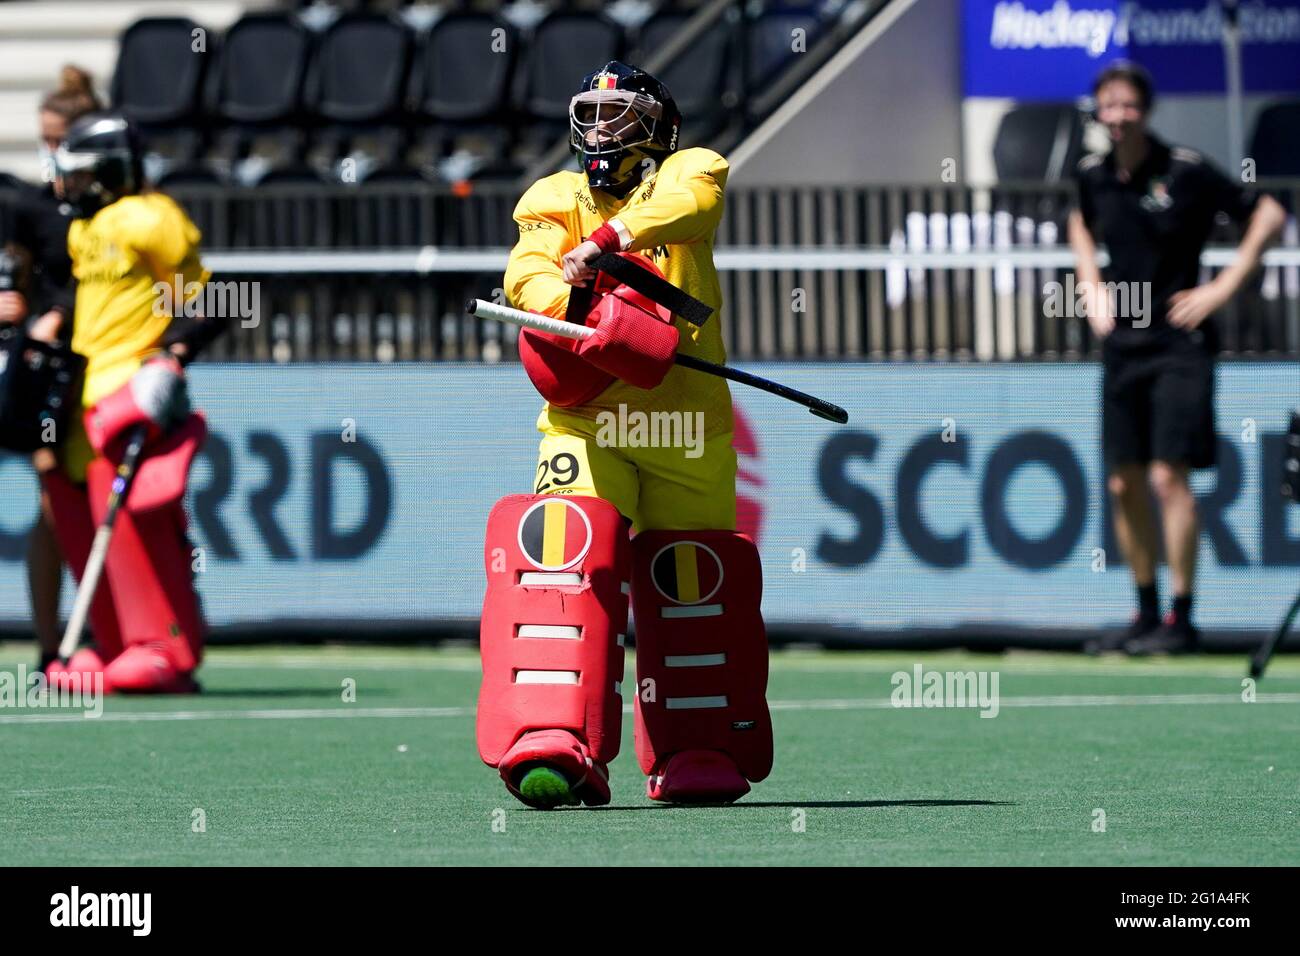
left=503, top=146, right=733, bottom=440
left=62, top=191, right=208, bottom=482
left=68, top=191, right=210, bottom=408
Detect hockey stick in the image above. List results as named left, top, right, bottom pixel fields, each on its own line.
left=57, top=422, right=150, bottom=662
left=465, top=298, right=849, bottom=424
left=1252, top=409, right=1300, bottom=678
left=1250, top=590, right=1300, bottom=680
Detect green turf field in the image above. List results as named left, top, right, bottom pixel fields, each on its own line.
left=1, top=643, right=1296, bottom=866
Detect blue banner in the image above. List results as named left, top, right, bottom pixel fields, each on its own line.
left=0, top=363, right=1296, bottom=635
left=963, top=0, right=1300, bottom=99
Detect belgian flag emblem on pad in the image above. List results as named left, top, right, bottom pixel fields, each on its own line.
left=595, top=74, right=618, bottom=90
left=517, top=498, right=593, bottom=571
left=650, top=541, right=723, bottom=605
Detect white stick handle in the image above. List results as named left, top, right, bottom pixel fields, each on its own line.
left=59, top=524, right=113, bottom=660
left=466, top=299, right=595, bottom=341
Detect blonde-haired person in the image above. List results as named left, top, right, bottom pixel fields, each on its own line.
left=0, top=66, right=101, bottom=671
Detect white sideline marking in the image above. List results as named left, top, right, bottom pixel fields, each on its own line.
left=768, top=660, right=1300, bottom=680
left=200, top=657, right=485, bottom=672
left=1, top=693, right=1297, bottom=726
left=770, top=692, right=1300, bottom=711
left=12, top=653, right=1291, bottom=681
left=0, top=706, right=472, bottom=725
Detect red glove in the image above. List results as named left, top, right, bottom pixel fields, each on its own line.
left=85, top=354, right=191, bottom=456
left=518, top=252, right=680, bottom=403
left=518, top=320, right=615, bottom=408
left=575, top=290, right=679, bottom=390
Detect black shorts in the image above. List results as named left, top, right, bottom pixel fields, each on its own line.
left=1102, top=339, right=1217, bottom=470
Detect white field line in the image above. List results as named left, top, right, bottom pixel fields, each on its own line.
left=1, top=693, right=1298, bottom=726
left=101, top=654, right=1300, bottom=681
left=201, top=657, right=483, bottom=672
left=773, top=693, right=1300, bottom=711
left=770, top=662, right=1300, bottom=679
left=1, top=650, right=1294, bottom=680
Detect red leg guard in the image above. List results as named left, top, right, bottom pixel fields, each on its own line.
left=39, top=470, right=123, bottom=662
left=477, top=494, right=631, bottom=807
left=631, top=531, right=773, bottom=803
left=87, top=415, right=206, bottom=692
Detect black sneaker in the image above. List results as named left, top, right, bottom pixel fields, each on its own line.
left=1085, top=614, right=1161, bottom=656
left=1125, top=618, right=1200, bottom=656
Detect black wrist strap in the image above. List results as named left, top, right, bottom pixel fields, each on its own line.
left=591, top=253, right=713, bottom=326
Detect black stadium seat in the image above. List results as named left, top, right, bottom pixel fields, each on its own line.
left=213, top=13, right=312, bottom=125
left=746, top=10, right=821, bottom=88
left=414, top=12, right=516, bottom=124
left=1249, top=100, right=1300, bottom=177
left=309, top=12, right=414, bottom=125
left=113, top=17, right=211, bottom=126
left=634, top=11, right=734, bottom=145
left=409, top=12, right=520, bottom=181
left=992, top=103, right=1085, bottom=182
left=519, top=13, right=623, bottom=123
left=112, top=17, right=213, bottom=169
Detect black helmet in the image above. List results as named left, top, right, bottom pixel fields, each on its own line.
left=570, top=61, right=681, bottom=198
left=54, top=112, right=144, bottom=217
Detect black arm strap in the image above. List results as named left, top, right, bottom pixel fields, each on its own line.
left=590, top=253, right=713, bottom=326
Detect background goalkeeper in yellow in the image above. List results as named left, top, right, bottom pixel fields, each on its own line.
left=43, top=114, right=226, bottom=694
left=476, top=62, right=773, bottom=809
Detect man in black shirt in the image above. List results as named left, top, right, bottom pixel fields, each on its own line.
left=1069, top=62, right=1286, bottom=655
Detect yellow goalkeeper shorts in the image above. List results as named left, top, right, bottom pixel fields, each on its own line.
left=533, top=414, right=737, bottom=533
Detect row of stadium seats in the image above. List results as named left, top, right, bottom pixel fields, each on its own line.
left=113, top=1, right=840, bottom=187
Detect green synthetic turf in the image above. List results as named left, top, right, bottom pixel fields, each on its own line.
left=1, top=643, right=1296, bottom=866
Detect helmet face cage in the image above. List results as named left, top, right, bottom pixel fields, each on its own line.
left=569, top=89, right=663, bottom=156
left=53, top=115, right=142, bottom=216
left=54, top=149, right=135, bottom=216
left=570, top=63, right=680, bottom=194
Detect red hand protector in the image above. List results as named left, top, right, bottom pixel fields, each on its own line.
left=518, top=321, right=615, bottom=407
left=517, top=253, right=679, bottom=404
left=575, top=291, right=679, bottom=390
